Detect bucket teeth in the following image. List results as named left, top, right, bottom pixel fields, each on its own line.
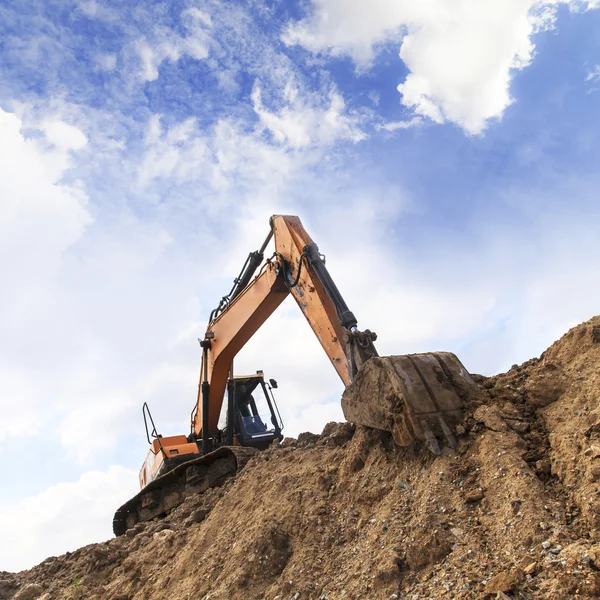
left=438, top=416, right=459, bottom=451
left=421, top=421, right=442, bottom=456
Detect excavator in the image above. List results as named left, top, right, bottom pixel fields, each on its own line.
left=113, top=215, right=476, bottom=536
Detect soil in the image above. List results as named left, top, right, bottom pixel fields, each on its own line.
left=3, top=317, right=600, bottom=600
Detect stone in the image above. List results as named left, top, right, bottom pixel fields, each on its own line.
left=524, top=562, right=537, bottom=575
left=320, top=422, right=355, bottom=446
left=191, top=508, right=208, bottom=523
left=465, top=489, right=484, bottom=503
left=153, top=529, right=174, bottom=541
left=583, top=573, right=600, bottom=596
left=484, top=570, right=520, bottom=594
left=473, top=405, right=508, bottom=432
left=297, top=432, right=319, bottom=446
left=13, top=584, right=44, bottom=600
left=506, top=419, right=530, bottom=434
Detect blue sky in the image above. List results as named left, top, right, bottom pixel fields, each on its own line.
left=1, top=0, right=600, bottom=571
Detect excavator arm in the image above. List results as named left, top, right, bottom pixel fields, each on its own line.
left=192, top=215, right=377, bottom=446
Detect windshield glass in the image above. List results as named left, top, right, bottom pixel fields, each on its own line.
left=237, top=379, right=276, bottom=434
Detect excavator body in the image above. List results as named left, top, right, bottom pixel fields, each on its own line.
left=138, top=371, right=282, bottom=489
left=114, top=215, right=476, bottom=536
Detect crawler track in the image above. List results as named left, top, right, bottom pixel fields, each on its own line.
left=113, top=446, right=257, bottom=536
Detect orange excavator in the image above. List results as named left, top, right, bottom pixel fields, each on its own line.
left=113, top=215, right=476, bottom=535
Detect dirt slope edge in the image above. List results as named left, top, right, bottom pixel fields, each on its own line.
left=3, top=316, right=600, bottom=600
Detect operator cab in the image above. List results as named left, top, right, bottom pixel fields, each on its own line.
left=230, top=371, right=283, bottom=449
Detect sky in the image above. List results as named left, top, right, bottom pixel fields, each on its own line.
left=1, top=0, right=600, bottom=572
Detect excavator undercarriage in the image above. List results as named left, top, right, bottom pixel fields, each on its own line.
left=113, top=447, right=256, bottom=536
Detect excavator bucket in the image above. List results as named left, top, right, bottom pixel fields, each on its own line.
left=341, top=352, right=477, bottom=455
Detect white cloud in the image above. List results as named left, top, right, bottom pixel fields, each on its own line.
left=0, top=369, right=43, bottom=441
left=41, top=118, right=88, bottom=151
left=0, top=466, right=138, bottom=572
left=376, top=117, right=422, bottom=132
left=134, top=12, right=212, bottom=82
left=136, top=115, right=211, bottom=187
left=586, top=64, right=600, bottom=83
left=75, top=0, right=119, bottom=21
left=0, top=105, right=92, bottom=360
left=0, top=106, right=205, bottom=470
left=135, top=77, right=366, bottom=192
left=136, top=36, right=178, bottom=82
left=251, top=81, right=366, bottom=148
left=184, top=7, right=212, bottom=28
left=94, top=52, right=117, bottom=71
left=58, top=393, right=137, bottom=465
left=283, top=0, right=599, bottom=133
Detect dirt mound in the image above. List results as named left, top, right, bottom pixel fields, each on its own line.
left=4, top=317, right=600, bottom=600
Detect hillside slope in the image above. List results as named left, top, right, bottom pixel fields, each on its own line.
left=3, top=316, right=600, bottom=600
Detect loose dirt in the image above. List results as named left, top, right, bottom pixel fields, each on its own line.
left=3, top=316, right=600, bottom=600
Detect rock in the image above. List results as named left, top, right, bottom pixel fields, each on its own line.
left=297, top=431, right=320, bottom=446
left=320, top=422, right=355, bottom=446
left=535, top=459, right=552, bottom=475
left=505, top=419, right=530, bottom=434
left=153, top=529, right=175, bottom=542
left=484, top=570, right=520, bottom=594
left=583, top=573, right=600, bottom=596
left=347, top=456, right=364, bottom=473
left=524, top=562, right=538, bottom=575
left=450, top=528, right=464, bottom=538
left=473, top=405, right=508, bottom=432
left=464, top=489, right=484, bottom=503
left=589, top=548, right=600, bottom=568
left=13, top=584, right=44, bottom=600
left=549, top=545, right=562, bottom=554
left=191, top=508, right=208, bottom=523
left=584, top=445, right=600, bottom=458
left=542, top=541, right=551, bottom=550
left=525, top=374, right=566, bottom=407
left=455, top=424, right=466, bottom=436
